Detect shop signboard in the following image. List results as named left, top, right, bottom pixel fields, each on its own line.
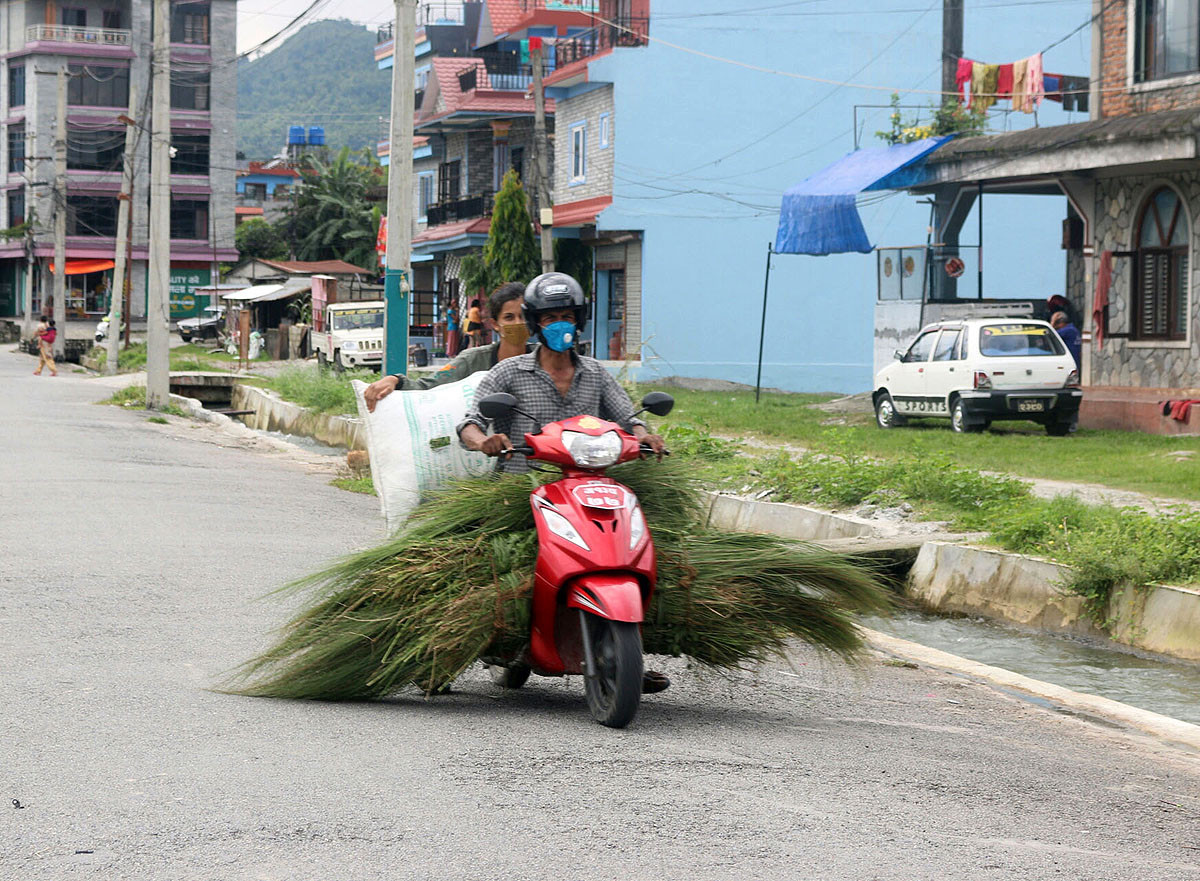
left=169, top=267, right=211, bottom=319
left=545, top=0, right=597, bottom=10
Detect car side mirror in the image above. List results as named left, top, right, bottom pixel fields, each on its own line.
left=638, top=391, right=675, bottom=417
left=894, top=349, right=904, bottom=361
left=478, top=393, right=518, bottom=421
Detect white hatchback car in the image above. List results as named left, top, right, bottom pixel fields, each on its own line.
left=872, top=318, right=1082, bottom=436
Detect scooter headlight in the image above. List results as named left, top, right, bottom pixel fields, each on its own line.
left=561, top=430, right=622, bottom=468
left=539, top=507, right=590, bottom=551
left=629, top=504, right=646, bottom=549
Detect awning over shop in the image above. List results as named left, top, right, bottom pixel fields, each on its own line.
left=48, top=259, right=115, bottom=275
left=221, top=284, right=285, bottom=302
left=774, top=137, right=952, bottom=256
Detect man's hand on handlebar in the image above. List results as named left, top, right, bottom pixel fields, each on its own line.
left=461, top=423, right=514, bottom=458
left=633, top=426, right=667, bottom=460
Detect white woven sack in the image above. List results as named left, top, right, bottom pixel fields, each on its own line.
left=352, top=373, right=493, bottom=532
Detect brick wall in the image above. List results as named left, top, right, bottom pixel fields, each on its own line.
left=1099, top=2, right=1200, bottom=117
left=553, top=85, right=614, bottom=205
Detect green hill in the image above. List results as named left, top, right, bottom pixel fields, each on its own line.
left=237, top=19, right=391, bottom=160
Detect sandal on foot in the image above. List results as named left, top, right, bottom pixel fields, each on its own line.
left=642, top=671, right=671, bottom=694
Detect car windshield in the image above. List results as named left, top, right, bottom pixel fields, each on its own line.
left=331, top=308, right=384, bottom=331
left=978, top=323, right=1065, bottom=357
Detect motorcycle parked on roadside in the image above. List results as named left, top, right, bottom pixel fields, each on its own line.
left=478, top=390, right=675, bottom=728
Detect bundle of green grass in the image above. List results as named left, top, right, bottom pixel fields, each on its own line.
left=228, top=459, right=891, bottom=699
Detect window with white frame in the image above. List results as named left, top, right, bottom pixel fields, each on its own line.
left=598, top=113, right=610, bottom=149
left=570, top=122, right=586, bottom=184
left=418, top=172, right=434, bottom=220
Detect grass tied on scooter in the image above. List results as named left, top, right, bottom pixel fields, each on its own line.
left=226, top=457, right=890, bottom=700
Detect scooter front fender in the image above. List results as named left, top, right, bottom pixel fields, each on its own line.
left=566, top=574, right=644, bottom=623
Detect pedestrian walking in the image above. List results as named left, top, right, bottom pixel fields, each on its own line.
left=464, top=298, right=484, bottom=348
left=34, top=318, right=58, bottom=376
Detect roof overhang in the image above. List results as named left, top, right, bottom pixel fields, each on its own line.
left=901, top=108, right=1200, bottom=193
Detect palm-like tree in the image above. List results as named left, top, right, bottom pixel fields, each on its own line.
left=288, top=147, right=382, bottom=270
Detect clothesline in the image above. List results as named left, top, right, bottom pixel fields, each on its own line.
left=954, top=53, right=1089, bottom=112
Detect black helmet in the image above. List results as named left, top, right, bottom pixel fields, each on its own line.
left=522, top=272, right=587, bottom=335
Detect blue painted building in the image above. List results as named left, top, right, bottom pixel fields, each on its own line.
left=545, top=0, right=1093, bottom=392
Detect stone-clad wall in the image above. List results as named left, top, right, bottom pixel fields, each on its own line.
left=1070, top=170, right=1200, bottom=387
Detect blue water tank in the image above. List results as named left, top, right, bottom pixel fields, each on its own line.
left=287, top=125, right=306, bottom=145
left=308, top=126, right=325, bottom=146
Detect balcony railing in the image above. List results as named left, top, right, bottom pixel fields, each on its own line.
left=26, top=24, right=132, bottom=47
left=555, top=17, right=649, bottom=67
left=478, top=51, right=553, bottom=91
left=426, top=192, right=493, bottom=227
left=377, top=1, right=466, bottom=42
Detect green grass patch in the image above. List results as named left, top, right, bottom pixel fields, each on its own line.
left=147, top=416, right=168, bottom=424
left=98, top=384, right=187, bottom=418
left=639, top=385, right=1200, bottom=501
left=88, top=342, right=235, bottom=373
left=264, top=365, right=379, bottom=415
left=331, top=476, right=376, bottom=495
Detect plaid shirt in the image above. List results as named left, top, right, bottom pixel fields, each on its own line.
left=457, top=347, right=645, bottom=473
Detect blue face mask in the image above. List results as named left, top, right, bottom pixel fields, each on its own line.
left=540, top=321, right=577, bottom=352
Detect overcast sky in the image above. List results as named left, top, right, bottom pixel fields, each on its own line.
left=237, top=0, right=396, bottom=55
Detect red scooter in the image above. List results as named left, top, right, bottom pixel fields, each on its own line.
left=478, top=391, right=675, bottom=728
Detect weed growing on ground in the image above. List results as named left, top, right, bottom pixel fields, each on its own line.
left=331, top=476, right=376, bottom=495
left=147, top=416, right=168, bottom=424
left=99, top=385, right=187, bottom=417
left=267, top=366, right=378, bottom=415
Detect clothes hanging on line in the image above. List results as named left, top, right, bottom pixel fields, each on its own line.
left=1012, top=57, right=1029, bottom=113
left=971, top=62, right=1000, bottom=111
left=1061, top=75, right=1089, bottom=112
left=996, top=63, right=1014, bottom=98
left=1092, top=250, right=1112, bottom=348
left=956, top=57, right=974, bottom=104
left=1024, top=52, right=1045, bottom=112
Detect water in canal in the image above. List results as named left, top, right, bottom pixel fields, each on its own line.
left=866, top=610, right=1200, bottom=726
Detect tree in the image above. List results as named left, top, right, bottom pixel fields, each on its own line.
left=234, top=217, right=289, bottom=261
left=459, top=169, right=539, bottom=298
left=286, top=147, right=383, bottom=270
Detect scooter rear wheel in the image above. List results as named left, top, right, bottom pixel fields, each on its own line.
left=583, top=615, right=643, bottom=728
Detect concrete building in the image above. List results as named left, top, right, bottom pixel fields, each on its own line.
left=235, top=161, right=301, bottom=227
left=882, top=0, right=1200, bottom=432
left=0, top=0, right=237, bottom=324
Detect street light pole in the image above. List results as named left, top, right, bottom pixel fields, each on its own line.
left=146, top=0, right=171, bottom=408
left=107, top=82, right=138, bottom=375
left=383, top=0, right=416, bottom=376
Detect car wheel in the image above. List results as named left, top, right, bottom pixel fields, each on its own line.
left=874, top=393, right=905, bottom=429
left=1045, top=421, right=1071, bottom=437
left=951, top=398, right=983, bottom=434
left=317, top=350, right=328, bottom=369
left=334, top=350, right=345, bottom=373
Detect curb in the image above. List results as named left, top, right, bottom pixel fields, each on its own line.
left=863, top=627, right=1200, bottom=752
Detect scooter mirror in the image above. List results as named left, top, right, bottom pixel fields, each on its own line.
left=640, top=391, right=675, bottom=417
left=479, top=393, right=518, bottom=421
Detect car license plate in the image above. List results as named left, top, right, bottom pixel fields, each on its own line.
left=1017, top=399, right=1046, bottom=412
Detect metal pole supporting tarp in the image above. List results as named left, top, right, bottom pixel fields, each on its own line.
left=754, top=242, right=774, bottom=403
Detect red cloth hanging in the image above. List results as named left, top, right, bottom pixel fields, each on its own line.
left=955, top=57, right=974, bottom=105
left=1092, top=250, right=1112, bottom=348
left=996, top=63, right=1014, bottom=97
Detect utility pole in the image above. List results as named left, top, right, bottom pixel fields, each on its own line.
left=941, top=0, right=964, bottom=101
left=531, top=38, right=554, bottom=274
left=21, top=126, right=35, bottom=340
left=146, top=0, right=171, bottom=408
left=107, top=82, right=139, bottom=375
left=383, top=0, right=416, bottom=376
left=51, top=66, right=67, bottom=360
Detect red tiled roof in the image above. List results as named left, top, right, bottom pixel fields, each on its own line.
left=243, top=162, right=301, bottom=178
left=259, top=259, right=373, bottom=275
left=542, top=48, right=611, bottom=88
left=412, top=217, right=491, bottom=245
left=478, top=0, right=598, bottom=44
left=553, top=195, right=612, bottom=227
left=430, top=57, right=491, bottom=114
left=484, top=0, right=526, bottom=37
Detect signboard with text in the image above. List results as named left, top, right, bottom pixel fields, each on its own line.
left=545, top=1, right=598, bottom=10
left=169, top=268, right=212, bottom=319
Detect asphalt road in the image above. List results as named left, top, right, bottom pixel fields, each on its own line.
left=3, top=347, right=1199, bottom=881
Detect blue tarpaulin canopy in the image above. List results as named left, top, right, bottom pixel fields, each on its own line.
left=774, top=136, right=952, bottom=256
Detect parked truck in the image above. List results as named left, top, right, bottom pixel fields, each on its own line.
left=311, top=301, right=385, bottom=371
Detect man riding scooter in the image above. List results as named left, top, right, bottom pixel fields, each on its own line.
left=457, top=272, right=671, bottom=693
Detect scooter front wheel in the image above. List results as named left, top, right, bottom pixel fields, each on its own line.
left=582, top=615, right=643, bottom=728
